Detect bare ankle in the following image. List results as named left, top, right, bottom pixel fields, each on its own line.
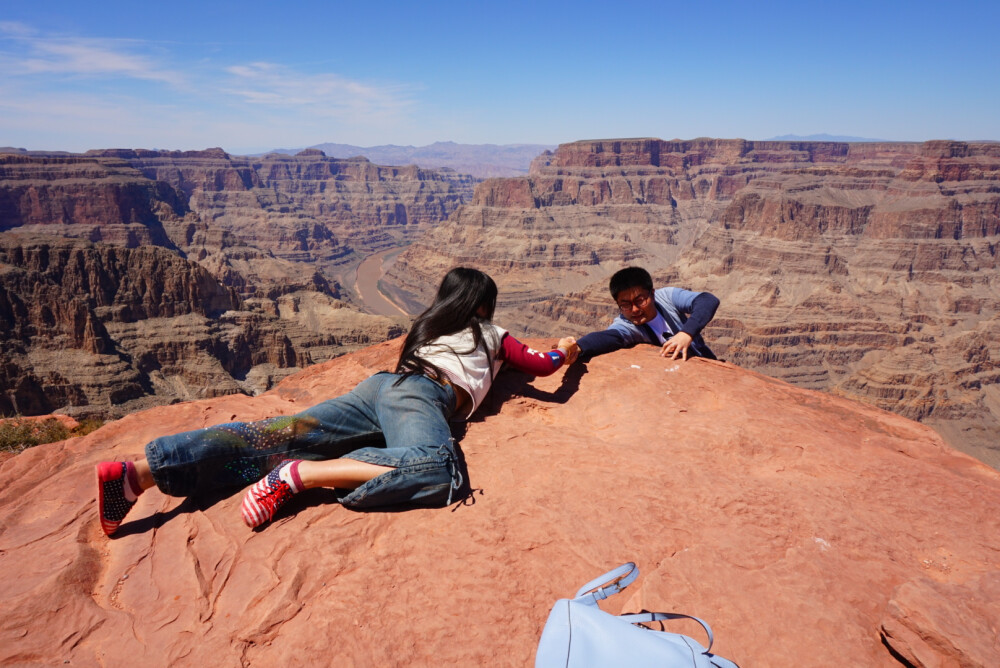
left=134, top=459, right=156, bottom=491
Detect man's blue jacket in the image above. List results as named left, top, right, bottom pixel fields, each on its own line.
left=576, top=287, right=719, bottom=360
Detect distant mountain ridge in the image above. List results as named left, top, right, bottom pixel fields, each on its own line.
left=267, top=141, right=555, bottom=178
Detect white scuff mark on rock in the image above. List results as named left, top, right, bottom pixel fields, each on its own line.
left=814, top=537, right=831, bottom=551
left=665, top=365, right=680, bottom=372
left=630, top=365, right=642, bottom=369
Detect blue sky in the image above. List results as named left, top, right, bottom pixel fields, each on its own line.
left=1, top=0, right=997, bottom=153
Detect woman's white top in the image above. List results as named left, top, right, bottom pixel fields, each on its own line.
left=415, top=323, right=507, bottom=418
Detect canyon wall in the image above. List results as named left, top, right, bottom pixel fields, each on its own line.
left=5, top=139, right=997, bottom=465
left=88, top=147, right=476, bottom=294
left=0, top=234, right=405, bottom=418
left=383, top=138, right=1000, bottom=466
left=0, top=148, right=474, bottom=418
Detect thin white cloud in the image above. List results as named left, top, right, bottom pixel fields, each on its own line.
left=223, top=62, right=415, bottom=120
left=0, top=22, right=183, bottom=84
left=0, top=24, right=424, bottom=150
left=0, top=21, right=33, bottom=37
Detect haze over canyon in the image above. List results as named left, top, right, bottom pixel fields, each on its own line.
left=1, top=137, right=998, bottom=468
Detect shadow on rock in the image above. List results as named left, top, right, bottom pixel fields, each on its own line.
left=113, top=487, right=235, bottom=537
left=466, top=361, right=588, bottom=426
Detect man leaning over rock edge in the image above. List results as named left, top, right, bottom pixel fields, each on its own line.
left=565, top=266, right=719, bottom=363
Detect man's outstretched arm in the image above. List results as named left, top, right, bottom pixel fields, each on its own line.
left=575, top=327, right=631, bottom=360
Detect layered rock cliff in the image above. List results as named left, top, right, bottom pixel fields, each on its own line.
left=383, top=138, right=1000, bottom=467
left=92, top=147, right=476, bottom=292
left=0, top=147, right=472, bottom=419
left=0, top=235, right=405, bottom=418
left=1, top=341, right=998, bottom=666
left=2, top=148, right=476, bottom=299
left=0, top=152, right=189, bottom=247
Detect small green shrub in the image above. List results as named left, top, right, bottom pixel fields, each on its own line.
left=0, top=418, right=72, bottom=454
left=72, top=418, right=104, bottom=437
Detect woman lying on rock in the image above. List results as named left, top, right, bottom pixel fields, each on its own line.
left=97, top=267, right=577, bottom=536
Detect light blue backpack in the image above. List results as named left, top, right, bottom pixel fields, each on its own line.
left=535, top=563, right=740, bottom=668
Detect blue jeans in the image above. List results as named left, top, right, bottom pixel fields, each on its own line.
left=145, top=372, right=462, bottom=509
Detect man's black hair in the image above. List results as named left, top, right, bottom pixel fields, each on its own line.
left=609, top=266, right=654, bottom=299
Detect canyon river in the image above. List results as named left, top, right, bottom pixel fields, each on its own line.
left=353, top=247, right=412, bottom=317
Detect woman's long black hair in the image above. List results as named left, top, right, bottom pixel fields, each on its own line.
left=395, top=267, right=498, bottom=381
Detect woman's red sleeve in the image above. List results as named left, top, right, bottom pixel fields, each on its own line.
left=499, top=333, right=566, bottom=376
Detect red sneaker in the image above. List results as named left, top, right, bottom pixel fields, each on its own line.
left=241, top=460, right=303, bottom=528
left=96, top=461, right=139, bottom=536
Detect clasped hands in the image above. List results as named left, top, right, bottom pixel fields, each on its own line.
left=555, top=337, right=580, bottom=365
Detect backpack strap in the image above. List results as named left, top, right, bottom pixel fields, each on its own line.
left=639, top=322, right=659, bottom=344
left=648, top=300, right=718, bottom=359
left=619, top=612, right=715, bottom=653
left=573, top=562, right=639, bottom=603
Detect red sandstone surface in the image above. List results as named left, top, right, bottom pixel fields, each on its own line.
left=1, top=340, right=998, bottom=666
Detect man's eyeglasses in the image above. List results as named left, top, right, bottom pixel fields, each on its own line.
left=617, top=292, right=652, bottom=312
